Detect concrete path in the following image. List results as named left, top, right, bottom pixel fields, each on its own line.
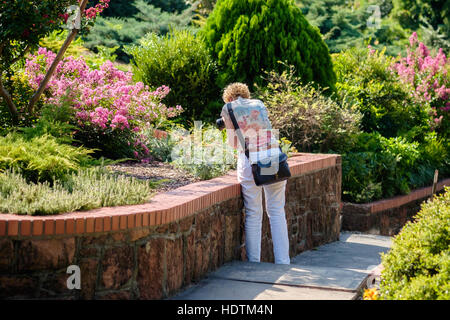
left=172, top=232, right=392, bottom=300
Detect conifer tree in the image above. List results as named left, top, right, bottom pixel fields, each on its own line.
left=201, top=0, right=337, bottom=93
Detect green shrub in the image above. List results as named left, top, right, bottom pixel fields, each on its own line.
left=143, top=128, right=177, bottom=162
left=341, top=132, right=421, bottom=203
left=341, top=131, right=450, bottom=204
left=379, top=187, right=450, bottom=300
left=341, top=150, right=383, bottom=203
left=0, top=167, right=158, bottom=215
left=39, top=30, right=90, bottom=59
left=201, top=0, right=337, bottom=93
left=256, top=65, right=362, bottom=153
left=170, top=124, right=236, bottom=180
left=127, top=28, right=219, bottom=121
left=0, top=66, right=43, bottom=131
left=73, top=125, right=138, bottom=160
left=19, top=102, right=77, bottom=144
left=0, top=133, right=94, bottom=183
left=410, top=132, right=450, bottom=189
left=381, top=135, right=421, bottom=196
left=83, top=0, right=194, bottom=62
left=39, top=29, right=126, bottom=71
left=332, top=45, right=430, bottom=138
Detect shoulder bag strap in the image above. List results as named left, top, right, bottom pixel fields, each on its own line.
left=226, top=103, right=249, bottom=159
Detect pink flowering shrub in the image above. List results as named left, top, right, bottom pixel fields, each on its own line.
left=391, top=32, right=450, bottom=135
left=84, top=0, right=110, bottom=20
left=25, top=47, right=182, bottom=159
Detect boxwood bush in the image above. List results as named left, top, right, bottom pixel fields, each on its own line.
left=380, top=187, right=450, bottom=300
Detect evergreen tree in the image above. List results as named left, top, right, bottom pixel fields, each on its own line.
left=392, top=0, right=449, bottom=31
left=82, top=0, right=194, bottom=61
left=296, top=0, right=402, bottom=55
left=92, top=0, right=189, bottom=17
left=392, top=0, right=449, bottom=52
left=201, top=0, right=337, bottom=93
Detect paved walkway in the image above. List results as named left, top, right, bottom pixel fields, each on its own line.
left=172, top=232, right=391, bottom=300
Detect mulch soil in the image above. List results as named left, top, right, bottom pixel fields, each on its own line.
left=107, top=160, right=201, bottom=194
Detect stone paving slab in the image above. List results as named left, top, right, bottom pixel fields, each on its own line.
left=172, top=278, right=356, bottom=300
left=172, top=232, right=392, bottom=300
left=291, top=232, right=392, bottom=271
left=209, top=261, right=369, bottom=290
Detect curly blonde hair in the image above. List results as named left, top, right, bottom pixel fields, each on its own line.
left=222, top=82, right=251, bottom=102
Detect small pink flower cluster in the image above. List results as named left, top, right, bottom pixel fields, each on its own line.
left=390, top=32, right=449, bottom=127
left=84, top=0, right=110, bottom=20
left=25, top=47, right=183, bottom=158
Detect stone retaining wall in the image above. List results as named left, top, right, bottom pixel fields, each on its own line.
left=0, top=153, right=341, bottom=300
left=342, top=178, right=450, bottom=236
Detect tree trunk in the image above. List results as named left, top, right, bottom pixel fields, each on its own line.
left=0, top=43, right=19, bottom=124
left=27, top=0, right=89, bottom=114
left=0, top=73, right=19, bottom=124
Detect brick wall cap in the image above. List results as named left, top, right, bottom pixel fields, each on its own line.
left=0, top=153, right=340, bottom=236
left=342, top=177, right=450, bottom=214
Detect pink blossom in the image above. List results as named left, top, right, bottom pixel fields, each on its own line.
left=90, top=107, right=110, bottom=129
left=409, top=32, right=418, bottom=47
left=390, top=32, right=449, bottom=133
left=391, top=33, right=449, bottom=122
left=417, top=42, right=429, bottom=58
left=111, top=114, right=129, bottom=129
left=76, top=110, right=89, bottom=121
left=25, top=47, right=183, bottom=159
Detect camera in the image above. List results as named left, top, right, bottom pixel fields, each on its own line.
left=216, top=117, right=225, bottom=130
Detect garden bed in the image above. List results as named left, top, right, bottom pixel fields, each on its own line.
left=341, top=177, right=450, bottom=236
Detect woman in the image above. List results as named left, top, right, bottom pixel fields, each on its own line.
left=220, top=82, right=290, bottom=265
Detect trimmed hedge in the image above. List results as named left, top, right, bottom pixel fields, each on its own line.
left=380, top=187, right=450, bottom=300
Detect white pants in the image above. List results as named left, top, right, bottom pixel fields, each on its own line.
left=237, top=153, right=290, bottom=264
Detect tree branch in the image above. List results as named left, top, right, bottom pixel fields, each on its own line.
left=27, top=0, right=90, bottom=114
